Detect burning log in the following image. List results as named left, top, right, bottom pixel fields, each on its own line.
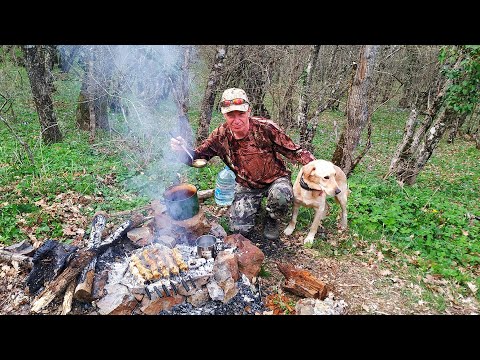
left=31, top=213, right=145, bottom=313
left=74, top=212, right=107, bottom=302
left=276, top=262, right=328, bottom=300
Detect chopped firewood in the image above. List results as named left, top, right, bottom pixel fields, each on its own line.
left=73, top=258, right=97, bottom=302
left=74, top=212, right=107, bottom=302
left=61, top=281, right=76, bottom=315
left=31, top=213, right=144, bottom=313
left=276, top=262, right=328, bottom=300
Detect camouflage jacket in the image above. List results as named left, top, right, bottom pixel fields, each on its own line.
left=193, top=117, right=315, bottom=189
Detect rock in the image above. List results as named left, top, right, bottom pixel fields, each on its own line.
left=139, top=293, right=185, bottom=314
left=210, top=222, right=227, bottom=240
left=187, top=287, right=210, bottom=307
left=206, top=281, right=224, bottom=302
left=155, top=235, right=176, bottom=248
left=96, top=283, right=138, bottom=315
left=225, top=234, right=264, bottom=281
left=127, top=227, right=153, bottom=247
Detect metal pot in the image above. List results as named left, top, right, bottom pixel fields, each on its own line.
left=196, top=235, right=217, bottom=259
left=163, top=183, right=199, bottom=221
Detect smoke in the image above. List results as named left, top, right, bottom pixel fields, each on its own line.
left=58, top=45, right=198, bottom=199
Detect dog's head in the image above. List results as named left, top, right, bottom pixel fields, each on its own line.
left=302, top=159, right=341, bottom=196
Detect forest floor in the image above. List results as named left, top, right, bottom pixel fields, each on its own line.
left=1, top=203, right=478, bottom=316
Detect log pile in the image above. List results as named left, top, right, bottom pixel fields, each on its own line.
left=30, top=212, right=147, bottom=313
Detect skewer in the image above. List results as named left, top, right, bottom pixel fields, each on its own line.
left=180, top=277, right=190, bottom=292
left=170, top=281, right=178, bottom=295
left=162, top=284, right=171, bottom=297
left=153, top=285, right=163, bottom=298
left=144, top=286, right=152, bottom=300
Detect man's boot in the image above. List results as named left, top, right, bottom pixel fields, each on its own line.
left=263, top=216, right=280, bottom=240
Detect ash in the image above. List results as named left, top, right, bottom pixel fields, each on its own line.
left=159, top=275, right=267, bottom=315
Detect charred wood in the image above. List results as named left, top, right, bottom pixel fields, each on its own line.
left=31, top=213, right=145, bottom=313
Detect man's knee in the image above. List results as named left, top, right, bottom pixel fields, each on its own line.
left=267, top=179, right=293, bottom=216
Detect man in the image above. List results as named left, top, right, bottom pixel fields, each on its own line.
left=170, top=88, right=315, bottom=240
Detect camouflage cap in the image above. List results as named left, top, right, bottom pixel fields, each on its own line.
left=220, top=88, right=250, bottom=114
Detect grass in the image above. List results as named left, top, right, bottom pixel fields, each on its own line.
left=1, top=54, right=479, bottom=305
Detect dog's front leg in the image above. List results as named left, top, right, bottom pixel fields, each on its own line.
left=335, top=196, right=348, bottom=230
left=304, top=206, right=326, bottom=244
left=284, top=201, right=300, bottom=236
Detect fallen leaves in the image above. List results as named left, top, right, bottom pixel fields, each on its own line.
left=265, top=293, right=296, bottom=315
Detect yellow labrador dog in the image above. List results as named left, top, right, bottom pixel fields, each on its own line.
left=284, top=159, right=350, bottom=244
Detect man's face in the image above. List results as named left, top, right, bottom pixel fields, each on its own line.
left=224, top=109, right=250, bottom=138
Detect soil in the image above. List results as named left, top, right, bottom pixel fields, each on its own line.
left=1, top=203, right=478, bottom=316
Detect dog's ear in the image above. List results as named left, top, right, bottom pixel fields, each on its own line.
left=303, top=163, right=316, bottom=177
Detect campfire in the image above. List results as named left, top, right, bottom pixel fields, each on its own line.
left=23, top=196, right=267, bottom=315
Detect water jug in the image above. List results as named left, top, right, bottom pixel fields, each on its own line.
left=214, top=165, right=236, bottom=206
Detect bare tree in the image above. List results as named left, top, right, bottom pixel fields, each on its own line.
left=76, top=46, right=111, bottom=135
left=331, top=45, right=379, bottom=176
left=298, top=45, right=320, bottom=151
left=385, top=50, right=465, bottom=185
left=23, top=45, right=62, bottom=144
left=197, top=45, right=228, bottom=143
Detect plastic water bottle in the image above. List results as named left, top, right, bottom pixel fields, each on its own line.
left=215, top=165, right=236, bottom=206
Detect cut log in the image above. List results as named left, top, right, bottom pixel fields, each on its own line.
left=74, top=212, right=107, bottom=302
left=31, top=213, right=145, bottom=313
left=276, top=262, right=328, bottom=300
left=73, top=257, right=97, bottom=302
left=0, top=249, right=33, bottom=269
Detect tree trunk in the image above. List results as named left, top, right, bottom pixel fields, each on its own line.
left=174, top=45, right=193, bottom=117
left=331, top=45, right=379, bottom=176
left=197, top=45, right=228, bottom=143
left=386, top=52, right=464, bottom=185
left=398, top=46, right=419, bottom=108
left=23, top=45, right=62, bottom=144
left=298, top=45, right=320, bottom=150
left=75, top=46, right=110, bottom=134
left=447, top=112, right=468, bottom=144
left=396, top=108, right=457, bottom=185
left=242, top=46, right=272, bottom=118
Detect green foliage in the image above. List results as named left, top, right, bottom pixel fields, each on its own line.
left=258, top=265, right=271, bottom=278
left=440, top=45, right=480, bottom=114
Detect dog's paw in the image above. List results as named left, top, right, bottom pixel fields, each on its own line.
left=283, top=225, right=294, bottom=236
left=303, top=235, right=315, bottom=244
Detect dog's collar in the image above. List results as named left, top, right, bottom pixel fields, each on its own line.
left=300, top=175, right=320, bottom=191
